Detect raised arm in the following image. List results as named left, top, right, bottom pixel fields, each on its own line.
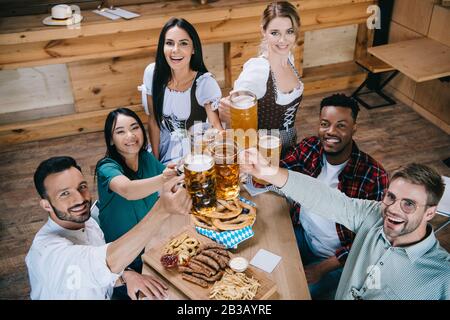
left=106, top=175, right=191, bottom=274
left=239, top=148, right=380, bottom=233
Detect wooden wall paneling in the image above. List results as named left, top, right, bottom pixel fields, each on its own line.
left=303, top=24, right=358, bottom=68
left=427, top=5, right=450, bottom=46
left=229, top=39, right=260, bottom=85
left=223, top=42, right=231, bottom=90
left=0, top=105, right=147, bottom=146
left=295, top=31, right=305, bottom=77
left=302, top=61, right=366, bottom=95
left=0, top=28, right=161, bottom=70
left=414, top=79, right=450, bottom=126
left=300, top=2, right=374, bottom=32
left=0, top=64, right=73, bottom=115
left=391, top=0, right=438, bottom=35
left=203, top=43, right=225, bottom=87
left=67, top=52, right=153, bottom=113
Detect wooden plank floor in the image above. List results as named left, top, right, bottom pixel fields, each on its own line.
left=0, top=90, right=449, bottom=299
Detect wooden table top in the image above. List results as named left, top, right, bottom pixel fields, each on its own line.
left=368, top=37, right=450, bottom=82
left=142, top=190, right=311, bottom=300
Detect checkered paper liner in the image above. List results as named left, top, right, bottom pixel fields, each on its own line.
left=194, top=196, right=256, bottom=249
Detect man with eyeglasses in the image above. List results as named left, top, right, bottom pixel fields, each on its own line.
left=240, top=151, right=449, bottom=299
left=262, top=93, right=388, bottom=299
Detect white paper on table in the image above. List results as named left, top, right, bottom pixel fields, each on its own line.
left=92, top=9, right=121, bottom=20
left=106, top=8, right=140, bottom=19
left=437, top=176, right=450, bottom=216
left=250, top=249, right=281, bottom=273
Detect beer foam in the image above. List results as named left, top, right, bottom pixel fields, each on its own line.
left=231, top=95, right=254, bottom=109
left=186, top=154, right=213, bottom=172
left=259, top=135, right=281, bottom=149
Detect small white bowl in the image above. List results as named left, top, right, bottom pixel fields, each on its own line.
left=229, top=257, right=249, bottom=273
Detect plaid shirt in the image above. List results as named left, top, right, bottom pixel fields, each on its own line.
left=280, top=136, right=389, bottom=265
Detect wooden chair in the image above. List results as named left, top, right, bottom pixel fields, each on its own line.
left=352, top=54, right=399, bottom=109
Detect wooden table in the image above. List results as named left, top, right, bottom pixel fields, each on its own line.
left=368, top=37, right=450, bottom=82
left=141, top=191, right=311, bottom=300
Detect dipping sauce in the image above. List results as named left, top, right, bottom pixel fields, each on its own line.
left=229, top=257, right=249, bottom=273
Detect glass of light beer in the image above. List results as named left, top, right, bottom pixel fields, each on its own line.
left=210, top=139, right=240, bottom=200
left=188, top=122, right=219, bottom=155
left=230, top=90, right=258, bottom=149
left=253, top=133, right=281, bottom=186
left=184, top=153, right=217, bottom=214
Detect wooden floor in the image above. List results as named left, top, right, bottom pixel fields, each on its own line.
left=0, top=90, right=449, bottom=299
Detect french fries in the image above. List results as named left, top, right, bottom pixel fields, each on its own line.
left=209, top=269, right=260, bottom=300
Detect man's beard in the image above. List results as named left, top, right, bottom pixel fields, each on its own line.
left=382, top=207, right=421, bottom=239
left=50, top=200, right=91, bottom=223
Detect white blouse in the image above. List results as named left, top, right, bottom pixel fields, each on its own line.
left=233, top=56, right=304, bottom=106
left=139, top=62, right=221, bottom=119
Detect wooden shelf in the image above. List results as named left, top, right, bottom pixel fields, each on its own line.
left=0, top=0, right=375, bottom=69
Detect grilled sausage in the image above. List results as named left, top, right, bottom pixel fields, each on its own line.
left=193, top=254, right=220, bottom=271
left=181, top=273, right=208, bottom=288
left=201, top=250, right=229, bottom=269
left=191, top=271, right=224, bottom=282
left=188, top=260, right=216, bottom=277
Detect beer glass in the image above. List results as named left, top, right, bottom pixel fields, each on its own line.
left=253, top=133, right=281, bottom=186
left=230, top=90, right=258, bottom=149
left=210, top=139, right=240, bottom=200
left=188, top=122, right=219, bottom=155
left=184, top=153, right=217, bottom=214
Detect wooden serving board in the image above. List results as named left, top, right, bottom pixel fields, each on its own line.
left=142, top=227, right=277, bottom=300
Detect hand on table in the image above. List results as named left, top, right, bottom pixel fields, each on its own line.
left=122, top=270, right=168, bottom=300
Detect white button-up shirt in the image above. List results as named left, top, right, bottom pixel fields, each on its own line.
left=25, top=217, right=120, bottom=300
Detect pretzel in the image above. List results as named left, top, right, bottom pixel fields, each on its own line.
left=212, top=211, right=256, bottom=231
left=191, top=214, right=220, bottom=231
left=194, top=207, right=241, bottom=219
left=191, top=199, right=257, bottom=231
left=162, top=233, right=200, bottom=266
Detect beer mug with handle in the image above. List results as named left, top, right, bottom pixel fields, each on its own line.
left=184, top=153, right=217, bottom=215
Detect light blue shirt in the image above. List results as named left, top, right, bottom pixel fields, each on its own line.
left=280, top=171, right=450, bottom=300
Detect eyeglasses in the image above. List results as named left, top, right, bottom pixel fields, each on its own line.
left=382, top=191, right=431, bottom=214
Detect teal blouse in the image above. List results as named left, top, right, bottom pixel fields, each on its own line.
left=96, top=151, right=165, bottom=245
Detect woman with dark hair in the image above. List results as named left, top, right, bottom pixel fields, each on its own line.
left=139, top=17, right=223, bottom=164
left=95, top=107, right=176, bottom=273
